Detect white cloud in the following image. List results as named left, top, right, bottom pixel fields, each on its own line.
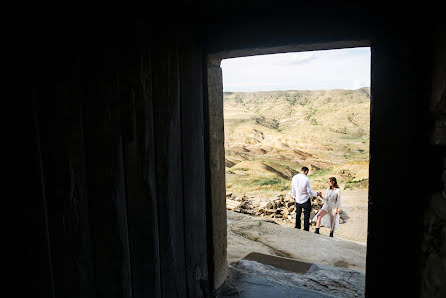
left=274, top=52, right=317, bottom=66
left=352, top=79, right=368, bottom=90
left=221, top=47, right=370, bottom=92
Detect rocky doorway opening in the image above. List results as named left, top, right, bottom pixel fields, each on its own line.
left=219, top=49, right=370, bottom=275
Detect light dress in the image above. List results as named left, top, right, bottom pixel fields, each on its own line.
left=312, top=187, right=342, bottom=231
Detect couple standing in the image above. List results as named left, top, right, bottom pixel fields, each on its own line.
left=291, top=167, right=342, bottom=238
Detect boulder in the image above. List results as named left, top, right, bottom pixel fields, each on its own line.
left=259, top=201, right=269, bottom=209
left=240, top=201, right=252, bottom=209
left=239, top=208, right=256, bottom=215
left=264, top=209, right=277, bottom=214
left=282, top=208, right=289, bottom=219
left=339, top=210, right=349, bottom=221
left=310, top=210, right=317, bottom=221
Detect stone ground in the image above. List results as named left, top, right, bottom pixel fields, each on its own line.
left=227, top=210, right=367, bottom=272
left=217, top=254, right=365, bottom=297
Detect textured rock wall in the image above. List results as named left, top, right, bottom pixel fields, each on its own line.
left=420, top=29, right=446, bottom=298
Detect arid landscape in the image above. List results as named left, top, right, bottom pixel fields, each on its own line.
left=224, top=88, right=370, bottom=195
left=224, top=88, right=370, bottom=248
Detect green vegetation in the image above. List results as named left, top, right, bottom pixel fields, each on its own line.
left=305, top=106, right=318, bottom=121
left=256, top=178, right=281, bottom=186
left=345, top=179, right=369, bottom=189
left=308, top=168, right=331, bottom=178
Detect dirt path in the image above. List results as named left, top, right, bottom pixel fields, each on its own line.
left=328, top=189, right=368, bottom=245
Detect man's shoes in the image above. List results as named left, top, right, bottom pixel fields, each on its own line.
left=314, top=228, right=320, bottom=234
left=329, top=231, right=334, bottom=237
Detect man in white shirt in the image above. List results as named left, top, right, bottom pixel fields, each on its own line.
left=291, top=167, right=321, bottom=231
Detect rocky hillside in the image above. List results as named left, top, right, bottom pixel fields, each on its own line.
left=224, top=88, right=370, bottom=197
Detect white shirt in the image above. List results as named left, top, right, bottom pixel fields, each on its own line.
left=291, top=173, right=317, bottom=204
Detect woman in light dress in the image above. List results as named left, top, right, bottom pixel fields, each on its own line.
left=313, top=177, right=342, bottom=237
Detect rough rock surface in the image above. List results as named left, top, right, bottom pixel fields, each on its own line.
left=227, top=210, right=366, bottom=272
left=217, top=259, right=365, bottom=297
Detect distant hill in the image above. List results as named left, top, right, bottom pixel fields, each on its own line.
left=224, top=88, right=370, bottom=197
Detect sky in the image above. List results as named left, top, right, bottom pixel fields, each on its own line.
left=220, top=47, right=370, bottom=92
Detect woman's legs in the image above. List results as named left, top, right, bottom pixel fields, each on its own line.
left=328, top=211, right=335, bottom=237
left=316, top=210, right=327, bottom=228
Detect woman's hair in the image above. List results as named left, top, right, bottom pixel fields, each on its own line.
left=329, top=177, right=339, bottom=189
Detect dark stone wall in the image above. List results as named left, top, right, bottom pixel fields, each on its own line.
left=206, top=60, right=228, bottom=288
left=29, top=22, right=210, bottom=298
left=420, top=27, right=446, bottom=297
left=367, top=31, right=432, bottom=297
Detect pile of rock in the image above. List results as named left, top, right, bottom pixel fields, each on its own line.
left=226, top=192, right=348, bottom=224
left=227, top=193, right=257, bottom=215
left=258, top=194, right=296, bottom=220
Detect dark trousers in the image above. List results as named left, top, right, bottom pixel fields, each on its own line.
left=295, top=199, right=311, bottom=231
